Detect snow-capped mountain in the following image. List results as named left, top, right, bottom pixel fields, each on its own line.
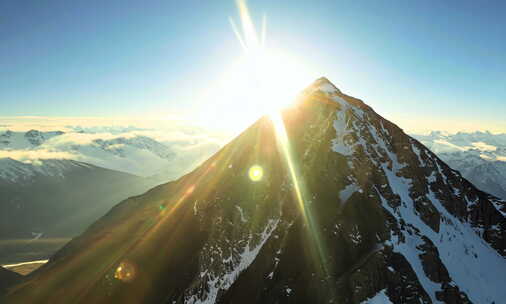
left=0, top=129, right=220, bottom=181
left=7, top=78, right=506, bottom=304
left=0, top=129, right=64, bottom=149
left=0, top=131, right=170, bottom=241
left=411, top=131, right=506, bottom=200
left=0, top=125, right=220, bottom=251
left=0, top=130, right=179, bottom=238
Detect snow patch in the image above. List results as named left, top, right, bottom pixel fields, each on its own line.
left=361, top=289, right=392, bottom=304
left=339, top=183, right=359, bottom=204
left=186, top=219, right=280, bottom=304
left=235, top=205, right=248, bottom=223
left=378, top=158, right=506, bottom=304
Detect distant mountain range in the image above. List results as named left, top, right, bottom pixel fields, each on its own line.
left=412, top=131, right=506, bottom=200
left=0, top=126, right=221, bottom=267
left=0, top=128, right=220, bottom=181
left=0, top=128, right=220, bottom=256
left=8, top=78, right=505, bottom=303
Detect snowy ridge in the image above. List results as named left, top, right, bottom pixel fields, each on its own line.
left=0, top=130, right=64, bottom=149
left=378, top=165, right=506, bottom=303
left=490, top=198, right=506, bottom=217
left=327, top=92, right=506, bottom=303
left=316, top=79, right=341, bottom=95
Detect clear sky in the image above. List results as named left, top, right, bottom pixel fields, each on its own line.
left=1, top=0, right=505, bottom=133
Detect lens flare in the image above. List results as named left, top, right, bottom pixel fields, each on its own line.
left=270, top=112, right=334, bottom=293
left=186, top=185, right=195, bottom=194
left=248, top=165, right=263, bottom=182
left=114, top=260, right=137, bottom=283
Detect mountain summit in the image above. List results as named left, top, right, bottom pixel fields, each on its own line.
left=310, top=77, right=342, bottom=94
left=7, top=78, right=506, bottom=303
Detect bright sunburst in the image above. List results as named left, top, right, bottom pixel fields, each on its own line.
left=227, top=0, right=311, bottom=115
left=193, top=1, right=316, bottom=132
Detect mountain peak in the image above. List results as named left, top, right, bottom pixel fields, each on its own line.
left=8, top=77, right=506, bottom=304
left=311, top=76, right=341, bottom=94
left=300, top=77, right=370, bottom=113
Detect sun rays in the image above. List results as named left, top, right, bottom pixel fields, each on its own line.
left=231, top=0, right=333, bottom=286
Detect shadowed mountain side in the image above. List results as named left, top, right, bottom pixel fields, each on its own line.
left=0, top=266, right=22, bottom=300
left=0, top=160, right=154, bottom=240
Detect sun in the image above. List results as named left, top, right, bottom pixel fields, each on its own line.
left=226, top=0, right=313, bottom=116
left=192, top=0, right=315, bottom=133
left=226, top=49, right=310, bottom=115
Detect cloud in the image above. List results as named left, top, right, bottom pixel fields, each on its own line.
left=0, top=150, right=77, bottom=164
left=433, top=139, right=468, bottom=151
left=429, top=139, right=499, bottom=153
left=43, top=132, right=135, bottom=147
left=471, top=142, right=497, bottom=152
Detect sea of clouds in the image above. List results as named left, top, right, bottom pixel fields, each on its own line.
left=0, top=117, right=232, bottom=177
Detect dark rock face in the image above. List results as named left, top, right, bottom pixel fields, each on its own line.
left=7, top=79, right=506, bottom=304
left=417, top=236, right=450, bottom=284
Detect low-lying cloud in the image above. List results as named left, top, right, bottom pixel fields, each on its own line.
left=471, top=142, right=497, bottom=152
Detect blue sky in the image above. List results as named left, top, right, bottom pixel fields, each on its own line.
left=1, top=0, right=505, bottom=133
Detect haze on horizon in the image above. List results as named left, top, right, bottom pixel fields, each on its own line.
left=1, top=0, right=505, bottom=134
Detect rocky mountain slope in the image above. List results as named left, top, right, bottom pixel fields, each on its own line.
left=7, top=78, right=506, bottom=304
left=412, top=132, right=506, bottom=200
